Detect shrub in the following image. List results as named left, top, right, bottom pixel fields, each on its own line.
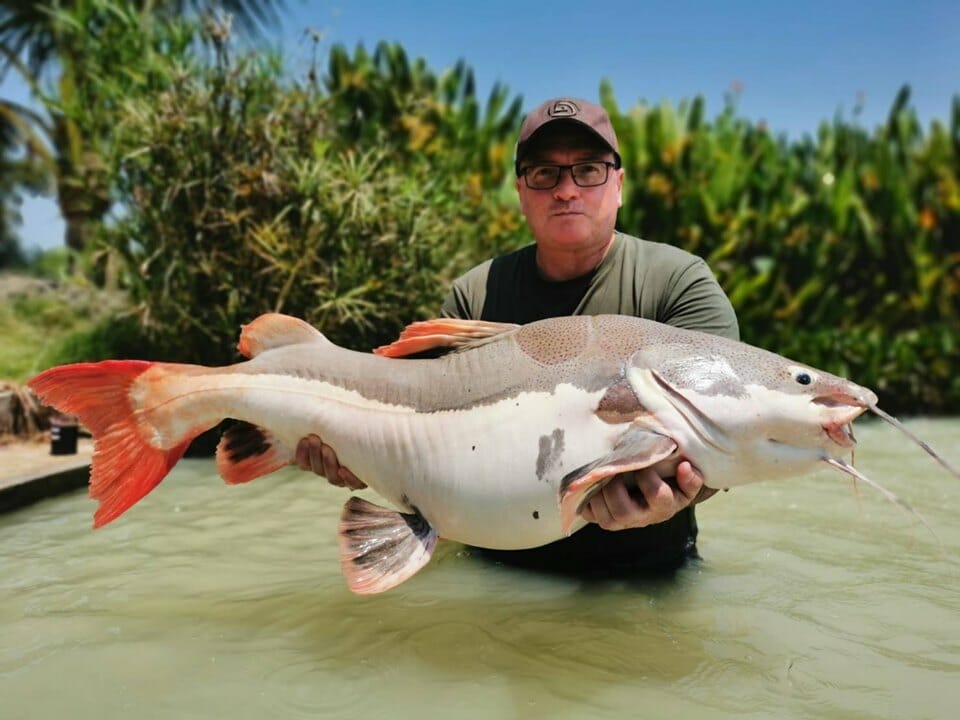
left=100, top=35, right=524, bottom=364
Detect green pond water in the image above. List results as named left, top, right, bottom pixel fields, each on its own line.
left=2, top=418, right=958, bottom=719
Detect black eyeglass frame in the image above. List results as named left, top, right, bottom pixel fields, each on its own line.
left=517, top=159, right=622, bottom=189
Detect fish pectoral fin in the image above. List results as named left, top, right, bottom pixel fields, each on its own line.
left=373, top=318, right=520, bottom=357
left=338, top=497, right=439, bottom=595
left=237, top=313, right=327, bottom=358
left=558, top=429, right=679, bottom=536
left=215, top=421, right=293, bottom=484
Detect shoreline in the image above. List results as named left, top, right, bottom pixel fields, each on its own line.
left=0, top=437, right=93, bottom=514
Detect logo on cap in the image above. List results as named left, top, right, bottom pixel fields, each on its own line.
left=547, top=100, right=579, bottom=118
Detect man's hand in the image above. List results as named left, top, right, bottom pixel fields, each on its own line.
left=580, top=461, right=715, bottom=531
left=294, top=434, right=367, bottom=490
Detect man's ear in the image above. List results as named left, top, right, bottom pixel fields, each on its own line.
left=616, top=169, right=624, bottom=208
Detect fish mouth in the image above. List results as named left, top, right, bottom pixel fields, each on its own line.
left=814, top=395, right=868, bottom=449
left=820, top=406, right=867, bottom=449
left=823, top=420, right=856, bottom=448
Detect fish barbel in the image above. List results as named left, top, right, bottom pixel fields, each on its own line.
left=28, top=314, right=959, bottom=594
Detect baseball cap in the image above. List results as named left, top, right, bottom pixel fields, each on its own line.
left=514, top=97, right=620, bottom=173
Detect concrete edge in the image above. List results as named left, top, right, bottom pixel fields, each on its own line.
left=0, top=462, right=90, bottom=514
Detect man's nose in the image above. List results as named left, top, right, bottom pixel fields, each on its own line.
left=552, top=168, right=580, bottom=200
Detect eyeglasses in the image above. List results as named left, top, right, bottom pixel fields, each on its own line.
left=518, top=160, right=619, bottom=190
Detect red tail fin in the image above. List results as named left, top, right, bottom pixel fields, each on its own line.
left=28, top=361, right=194, bottom=528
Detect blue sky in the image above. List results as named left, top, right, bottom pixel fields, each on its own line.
left=3, top=0, right=958, bottom=252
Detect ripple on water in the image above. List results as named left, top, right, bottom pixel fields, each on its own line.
left=255, top=654, right=385, bottom=719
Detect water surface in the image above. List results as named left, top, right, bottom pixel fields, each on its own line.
left=2, top=418, right=958, bottom=719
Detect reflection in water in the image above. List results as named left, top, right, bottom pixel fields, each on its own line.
left=1, top=419, right=958, bottom=719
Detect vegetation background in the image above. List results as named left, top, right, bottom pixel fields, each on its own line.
left=1, top=1, right=957, bottom=414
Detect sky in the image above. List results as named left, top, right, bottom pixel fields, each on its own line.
left=3, top=0, right=958, bottom=252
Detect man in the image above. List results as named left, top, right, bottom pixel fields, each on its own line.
left=297, top=97, right=738, bottom=573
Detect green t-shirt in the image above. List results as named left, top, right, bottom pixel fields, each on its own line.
left=441, top=231, right=739, bottom=574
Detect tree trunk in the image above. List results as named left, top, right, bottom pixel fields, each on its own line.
left=52, top=114, right=111, bottom=257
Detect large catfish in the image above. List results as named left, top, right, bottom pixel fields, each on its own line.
left=28, top=314, right=958, bottom=594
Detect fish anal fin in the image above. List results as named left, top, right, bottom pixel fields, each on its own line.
left=374, top=318, right=519, bottom=357
left=558, top=429, right=679, bottom=536
left=237, top=314, right=326, bottom=358
left=215, top=421, right=293, bottom=485
left=338, top=497, right=438, bottom=595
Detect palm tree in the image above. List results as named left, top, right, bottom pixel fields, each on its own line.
left=0, top=0, right=285, bottom=255
left=0, top=93, right=50, bottom=264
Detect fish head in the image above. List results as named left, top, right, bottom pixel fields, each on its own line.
left=626, top=334, right=880, bottom=485
left=757, top=362, right=877, bottom=455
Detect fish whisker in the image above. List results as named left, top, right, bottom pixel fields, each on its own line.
left=869, top=405, right=960, bottom=479
left=824, top=457, right=941, bottom=547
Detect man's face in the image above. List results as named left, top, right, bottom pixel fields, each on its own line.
left=515, top=126, right=624, bottom=254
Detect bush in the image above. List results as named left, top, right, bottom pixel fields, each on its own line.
left=100, top=35, right=523, bottom=365
left=603, top=82, right=960, bottom=413
left=0, top=276, right=129, bottom=381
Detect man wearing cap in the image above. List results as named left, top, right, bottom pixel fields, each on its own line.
left=298, top=97, right=738, bottom=573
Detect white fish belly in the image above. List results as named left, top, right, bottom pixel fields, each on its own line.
left=217, top=379, right=622, bottom=549
left=355, top=384, right=624, bottom=549
left=157, top=373, right=625, bottom=549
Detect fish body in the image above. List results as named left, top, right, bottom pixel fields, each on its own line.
left=28, top=313, right=956, bottom=594
left=154, top=345, right=621, bottom=550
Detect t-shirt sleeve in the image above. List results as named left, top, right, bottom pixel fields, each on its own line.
left=440, top=260, right=492, bottom=320
left=440, top=281, right=471, bottom=319
left=661, top=258, right=740, bottom=341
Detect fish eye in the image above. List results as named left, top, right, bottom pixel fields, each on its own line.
left=795, top=372, right=812, bottom=385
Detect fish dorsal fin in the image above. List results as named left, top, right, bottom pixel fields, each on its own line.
left=237, top=313, right=326, bottom=358
left=374, top=318, right=520, bottom=358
